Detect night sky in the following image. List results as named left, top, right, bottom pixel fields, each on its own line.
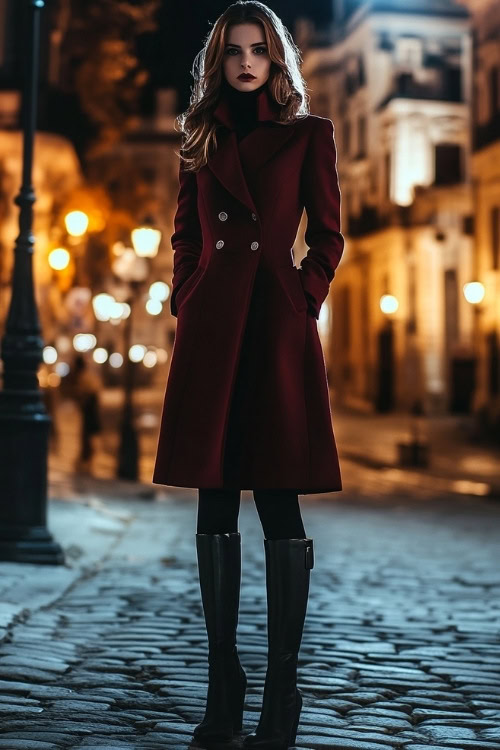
left=141, top=0, right=333, bottom=110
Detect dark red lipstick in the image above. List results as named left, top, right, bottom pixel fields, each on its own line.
left=238, top=73, right=256, bottom=81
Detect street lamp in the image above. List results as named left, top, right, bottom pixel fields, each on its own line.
left=0, top=0, right=64, bottom=564
left=111, top=223, right=162, bottom=480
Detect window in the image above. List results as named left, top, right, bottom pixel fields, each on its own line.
left=385, top=152, right=391, bottom=200
left=489, top=65, right=499, bottom=117
left=395, top=37, right=423, bottom=69
left=434, top=143, right=463, bottom=185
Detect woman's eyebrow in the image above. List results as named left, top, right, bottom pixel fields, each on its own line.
left=225, top=42, right=267, bottom=47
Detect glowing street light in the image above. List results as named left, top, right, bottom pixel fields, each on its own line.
left=109, top=352, right=123, bottom=368
left=143, top=350, right=158, bottom=368
left=463, top=281, right=485, bottom=305
left=42, top=346, right=57, bottom=365
left=64, top=210, right=89, bottom=237
left=146, top=298, right=162, bottom=316
left=93, top=347, right=108, bottom=364
left=149, top=281, right=169, bottom=302
left=131, top=223, right=162, bottom=258
left=48, top=247, right=70, bottom=271
left=92, top=293, right=116, bottom=322
left=129, top=344, right=146, bottom=363
left=73, top=333, right=97, bottom=352
left=380, top=294, right=399, bottom=314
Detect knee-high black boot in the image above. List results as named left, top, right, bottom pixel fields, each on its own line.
left=243, top=537, right=314, bottom=749
left=193, top=532, right=247, bottom=744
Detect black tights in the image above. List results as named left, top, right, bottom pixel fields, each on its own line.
left=197, top=488, right=306, bottom=539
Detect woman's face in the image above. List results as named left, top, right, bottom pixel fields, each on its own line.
left=222, top=22, right=271, bottom=91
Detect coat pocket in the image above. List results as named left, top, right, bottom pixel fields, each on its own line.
left=175, top=264, right=206, bottom=311
left=278, top=264, right=308, bottom=313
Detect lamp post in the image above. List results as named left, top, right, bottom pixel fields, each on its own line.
left=113, top=221, right=161, bottom=480
left=0, top=0, right=64, bottom=564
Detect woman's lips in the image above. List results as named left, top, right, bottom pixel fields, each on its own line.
left=238, top=74, right=256, bottom=80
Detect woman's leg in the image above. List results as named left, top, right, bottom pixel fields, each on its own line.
left=194, top=487, right=246, bottom=742
left=197, top=488, right=241, bottom=534
left=253, top=489, right=306, bottom=539
left=243, top=490, right=312, bottom=748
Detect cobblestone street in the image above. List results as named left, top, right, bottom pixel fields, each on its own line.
left=1, top=487, right=500, bottom=750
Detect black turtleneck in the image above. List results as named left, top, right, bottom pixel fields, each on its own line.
left=221, top=79, right=268, bottom=142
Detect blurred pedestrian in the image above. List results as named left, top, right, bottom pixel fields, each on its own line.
left=72, top=354, right=102, bottom=473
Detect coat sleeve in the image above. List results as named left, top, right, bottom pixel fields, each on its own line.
left=169, top=160, right=203, bottom=318
left=298, top=117, right=345, bottom=319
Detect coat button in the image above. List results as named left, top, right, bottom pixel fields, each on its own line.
left=216, top=240, right=224, bottom=249
left=218, top=211, right=228, bottom=221
left=251, top=213, right=257, bottom=221
left=250, top=241, right=259, bottom=251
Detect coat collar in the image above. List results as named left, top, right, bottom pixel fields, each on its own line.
left=212, top=82, right=280, bottom=129
left=207, top=84, right=296, bottom=215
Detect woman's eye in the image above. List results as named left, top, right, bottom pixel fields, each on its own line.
left=225, top=47, right=267, bottom=55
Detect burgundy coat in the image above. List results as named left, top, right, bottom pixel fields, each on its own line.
left=153, top=85, right=345, bottom=494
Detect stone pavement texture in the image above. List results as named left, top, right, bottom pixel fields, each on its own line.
left=0, top=484, right=500, bottom=750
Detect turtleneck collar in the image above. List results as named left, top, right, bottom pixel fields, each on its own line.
left=213, top=79, right=280, bottom=130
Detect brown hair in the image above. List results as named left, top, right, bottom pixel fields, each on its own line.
left=175, top=1, right=310, bottom=172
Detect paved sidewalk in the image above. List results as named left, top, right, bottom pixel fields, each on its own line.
left=332, top=405, right=500, bottom=500
left=1, top=484, right=500, bottom=749
left=45, top=388, right=500, bottom=500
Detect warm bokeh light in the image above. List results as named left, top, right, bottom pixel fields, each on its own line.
left=120, top=302, right=131, bottom=319
left=56, top=336, right=71, bottom=353
left=48, top=247, right=70, bottom=271
left=55, top=362, right=70, bottom=377
left=380, top=294, right=399, bottom=314
left=47, top=372, right=61, bottom=387
left=131, top=225, right=162, bottom=258
left=93, top=293, right=116, bottom=322
left=463, top=281, right=485, bottom=304
left=156, top=348, right=168, bottom=364
left=93, top=347, right=109, bottom=364
left=43, top=346, right=57, bottom=365
left=129, top=344, right=147, bottom=362
left=149, top=281, right=169, bottom=302
left=65, top=210, right=89, bottom=237
left=318, top=303, right=330, bottom=337
left=146, top=298, right=162, bottom=316
left=112, top=241, right=126, bottom=256
left=73, top=333, right=97, bottom=352
left=110, top=301, right=126, bottom=320
left=109, top=352, right=124, bottom=368
left=143, top=350, right=158, bottom=368
left=112, top=247, right=149, bottom=282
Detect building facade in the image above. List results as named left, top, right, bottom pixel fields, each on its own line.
left=458, top=0, right=500, bottom=436
left=299, top=0, right=475, bottom=414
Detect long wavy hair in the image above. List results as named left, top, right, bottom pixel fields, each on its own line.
left=176, top=1, right=310, bottom=172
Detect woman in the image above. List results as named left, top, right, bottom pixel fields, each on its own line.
left=153, top=2, right=344, bottom=747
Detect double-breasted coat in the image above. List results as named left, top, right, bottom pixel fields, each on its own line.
left=152, top=84, right=345, bottom=494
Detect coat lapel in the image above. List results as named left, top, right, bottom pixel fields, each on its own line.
left=207, top=85, right=296, bottom=214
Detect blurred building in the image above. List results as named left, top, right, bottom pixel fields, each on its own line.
left=457, top=0, right=500, bottom=436
left=87, top=88, right=180, bottom=387
left=300, top=0, right=475, bottom=415
left=0, top=0, right=83, bottom=343
left=0, top=0, right=181, bottom=391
